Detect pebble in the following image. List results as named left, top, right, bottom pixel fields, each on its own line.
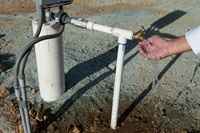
left=108, top=63, right=115, bottom=70
left=0, top=86, right=10, bottom=99
left=18, top=124, right=23, bottom=133
left=26, top=87, right=32, bottom=92
left=43, top=115, right=48, bottom=121
left=35, top=111, right=44, bottom=122
left=0, top=38, right=6, bottom=46
left=73, top=126, right=81, bottom=133
left=65, top=111, right=69, bottom=116
left=31, top=89, right=36, bottom=95
left=99, top=9, right=104, bottom=12
left=181, top=129, right=188, bottom=133
left=0, top=64, right=6, bottom=72
left=36, top=104, right=42, bottom=112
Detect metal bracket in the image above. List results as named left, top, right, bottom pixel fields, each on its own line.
left=35, top=0, right=73, bottom=8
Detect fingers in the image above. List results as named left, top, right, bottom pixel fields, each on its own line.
left=138, top=41, right=153, bottom=52
left=137, top=35, right=166, bottom=60
left=137, top=44, right=149, bottom=58
left=138, top=41, right=160, bottom=60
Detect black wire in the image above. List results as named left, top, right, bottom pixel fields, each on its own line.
left=14, top=25, right=65, bottom=87
left=18, top=6, right=45, bottom=77
left=14, top=6, right=65, bottom=133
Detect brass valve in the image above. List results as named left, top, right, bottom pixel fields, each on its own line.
left=132, top=26, right=146, bottom=41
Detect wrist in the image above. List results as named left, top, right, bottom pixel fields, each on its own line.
left=168, top=36, right=191, bottom=56
left=167, top=39, right=176, bottom=56
left=159, top=39, right=172, bottom=59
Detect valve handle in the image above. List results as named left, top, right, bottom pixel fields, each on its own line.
left=132, top=26, right=146, bottom=41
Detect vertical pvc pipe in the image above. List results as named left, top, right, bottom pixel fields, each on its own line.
left=32, top=19, right=65, bottom=102
left=111, top=36, right=127, bottom=129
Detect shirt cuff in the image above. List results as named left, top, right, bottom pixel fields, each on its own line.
left=185, top=26, right=200, bottom=56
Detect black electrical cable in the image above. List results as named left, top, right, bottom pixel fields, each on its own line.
left=14, top=25, right=65, bottom=86
left=14, top=6, right=65, bottom=133
left=19, top=6, right=45, bottom=77
left=18, top=5, right=64, bottom=77
left=15, top=5, right=45, bottom=133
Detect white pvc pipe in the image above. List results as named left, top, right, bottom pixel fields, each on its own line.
left=69, top=19, right=134, bottom=40
left=111, top=36, right=127, bottom=129
left=86, top=21, right=133, bottom=40
left=69, top=18, right=132, bottom=129
left=32, top=19, right=65, bottom=102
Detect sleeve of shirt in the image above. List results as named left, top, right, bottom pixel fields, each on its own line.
left=185, top=26, right=200, bottom=56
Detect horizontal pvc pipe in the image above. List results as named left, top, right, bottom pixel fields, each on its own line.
left=68, top=19, right=133, bottom=40
left=111, top=36, right=127, bottom=129
left=32, top=19, right=65, bottom=102
left=87, top=21, right=133, bottom=40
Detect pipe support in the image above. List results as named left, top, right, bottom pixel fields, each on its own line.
left=32, top=19, right=65, bottom=102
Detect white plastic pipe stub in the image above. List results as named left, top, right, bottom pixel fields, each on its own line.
left=111, top=37, right=126, bottom=129
left=32, top=19, right=65, bottom=102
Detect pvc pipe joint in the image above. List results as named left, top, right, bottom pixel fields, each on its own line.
left=32, top=19, right=65, bottom=102
left=118, top=36, right=127, bottom=44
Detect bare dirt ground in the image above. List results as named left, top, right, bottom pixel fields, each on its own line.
left=0, top=0, right=200, bottom=133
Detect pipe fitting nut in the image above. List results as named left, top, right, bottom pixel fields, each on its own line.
left=54, top=12, right=68, bottom=25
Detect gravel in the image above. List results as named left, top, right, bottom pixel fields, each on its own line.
left=0, top=0, right=200, bottom=132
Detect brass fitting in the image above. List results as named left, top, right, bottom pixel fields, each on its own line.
left=132, top=26, right=145, bottom=41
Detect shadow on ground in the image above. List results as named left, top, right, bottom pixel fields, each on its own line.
left=0, top=53, right=15, bottom=69
left=0, top=34, right=15, bottom=70
left=41, top=10, right=187, bottom=129
left=118, top=10, right=186, bottom=126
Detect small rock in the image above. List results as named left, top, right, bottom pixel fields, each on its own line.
left=19, top=124, right=24, bottom=133
left=73, top=126, right=81, bottom=133
left=99, top=9, right=104, bottom=12
left=17, top=114, right=21, bottom=119
left=36, top=104, right=42, bottom=112
left=29, top=110, right=32, bottom=115
left=0, top=64, right=6, bottom=72
left=26, top=87, right=32, bottom=92
left=31, top=89, right=36, bottom=95
left=31, top=118, right=38, bottom=127
left=0, top=86, right=10, bottom=99
left=90, top=125, right=96, bottom=132
left=30, top=110, right=37, bottom=117
left=57, top=117, right=62, bottom=122
left=35, top=111, right=44, bottom=122
left=96, top=109, right=103, bottom=114
left=43, top=115, right=48, bottom=121
left=108, top=63, right=115, bottom=70
left=32, top=127, right=39, bottom=133
left=65, top=111, right=69, bottom=116
left=0, top=38, right=6, bottom=46
left=181, top=129, right=188, bottom=133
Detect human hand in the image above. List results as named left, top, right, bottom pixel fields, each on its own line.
left=137, top=35, right=170, bottom=60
